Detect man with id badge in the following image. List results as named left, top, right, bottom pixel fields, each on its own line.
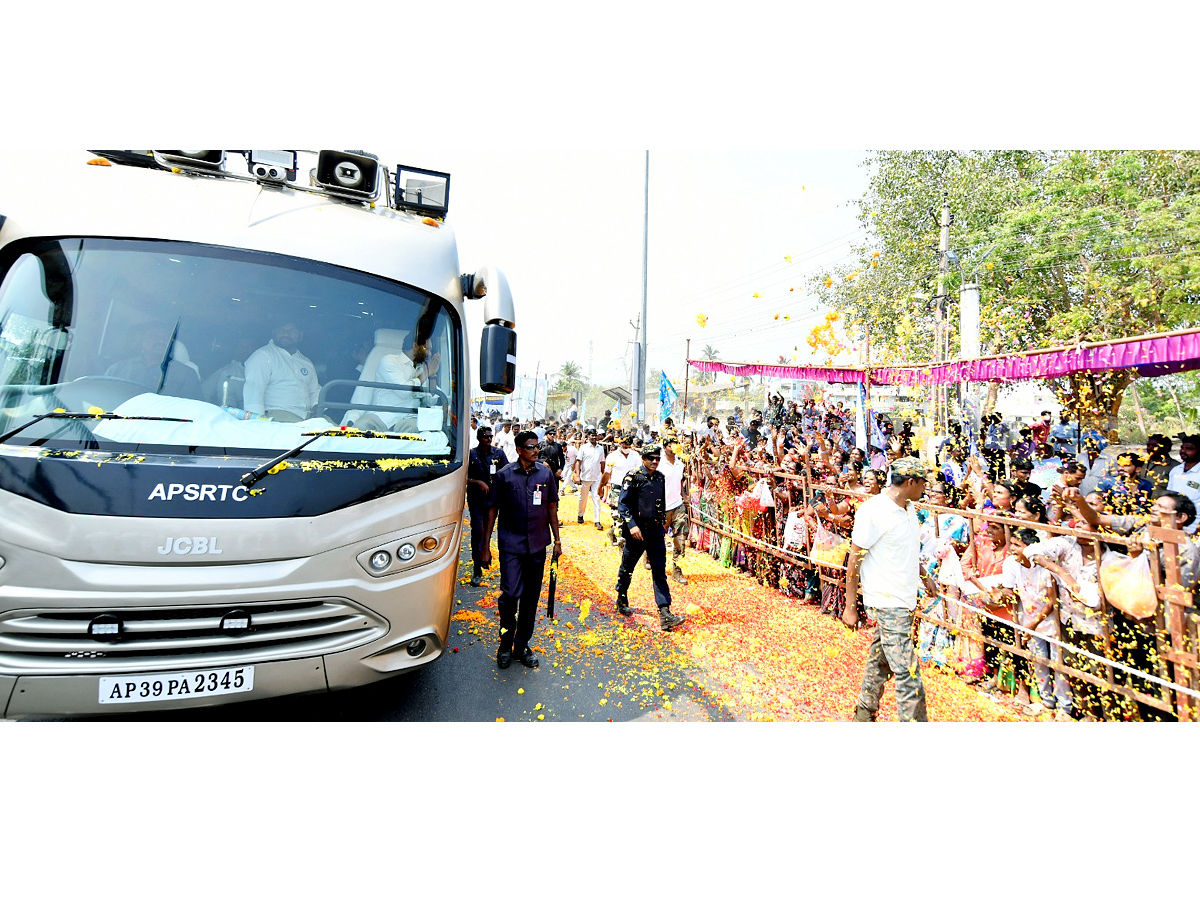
left=483, top=431, right=562, bottom=669
left=466, top=425, right=509, bottom=585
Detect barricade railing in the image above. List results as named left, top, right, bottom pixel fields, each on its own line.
left=683, top=456, right=1198, bottom=721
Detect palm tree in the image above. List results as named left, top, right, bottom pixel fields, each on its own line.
left=697, top=344, right=720, bottom=385
left=556, top=360, right=584, bottom=384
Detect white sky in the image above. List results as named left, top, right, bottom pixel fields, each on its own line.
left=442, top=147, right=872, bottom=392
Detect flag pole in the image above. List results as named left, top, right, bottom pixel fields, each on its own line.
left=682, top=338, right=691, bottom=424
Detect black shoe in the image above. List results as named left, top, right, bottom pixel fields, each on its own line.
left=616, top=597, right=632, bottom=617
left=497, top=650, right=512, bottom=669
left=515, top=647, right=539, bottom=668
left=470, top=574, right=482, bottom=586
left=577, top=516, right=584, bottom=524
left=595, top=522, right=603, bottom=531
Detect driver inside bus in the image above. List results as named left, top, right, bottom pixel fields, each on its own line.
left=242, top=321, right=320, bottom=422
left=105, top=322, right=204, bottom=400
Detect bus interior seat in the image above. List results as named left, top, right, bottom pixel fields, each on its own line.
left=341, top=328, right=409, bottom=427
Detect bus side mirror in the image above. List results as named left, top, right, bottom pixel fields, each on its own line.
left=468, top=265, right=517, bottom=394
left=480, top=324, right=516, bottom=394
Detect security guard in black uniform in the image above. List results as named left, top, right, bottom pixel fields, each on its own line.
left=614, top=444, right=687, bottom=631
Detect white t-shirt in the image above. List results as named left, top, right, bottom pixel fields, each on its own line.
left=495, top=428, right=516, bottom=456
left=576, top=442, right=605, bottom=481
left=659, top=455, right=685, bottom=510
left=1000, top=556, right=1060, bottom=638
left=243, top=341, right=319, bottom=418
left=1022, top=535, right=1104, bottom=635
left=850, top=493, right=922, bottom=610
left=1167, top=462, right=1200, bottom=534
left=605, top=448, right=639, bottom=486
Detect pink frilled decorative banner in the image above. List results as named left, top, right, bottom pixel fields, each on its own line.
left=689, top=361, right=867, bottom=383
left=688, top=328, right=1200, bottom=387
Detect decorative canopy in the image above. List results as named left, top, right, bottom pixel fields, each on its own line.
left=688, top=327, right=1200, bottom=387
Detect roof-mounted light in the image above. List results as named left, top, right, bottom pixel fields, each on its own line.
left=394, top=165, right=450, bottom=217
left=313, top=150, right=380, bottom=202
left=248, top=150, right=297, bottom=185
left=154, top=151, right=226, bottom=174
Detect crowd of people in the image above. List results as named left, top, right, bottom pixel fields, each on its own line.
left=465, top=396, right=1200, bottom=720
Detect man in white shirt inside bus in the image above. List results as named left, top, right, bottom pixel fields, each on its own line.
left=243, top=321, right=320, bottom=421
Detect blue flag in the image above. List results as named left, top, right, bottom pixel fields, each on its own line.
left=659, top=372, right=679, bottom=422
left=854, top=383, right=868, bottom=451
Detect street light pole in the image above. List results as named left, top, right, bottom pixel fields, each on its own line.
left=639, top=150, right=649, bottom=423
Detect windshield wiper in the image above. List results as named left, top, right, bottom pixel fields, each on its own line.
left=0, top=411, right=193, bottom=446
left=239, top=427, right=427, bottom=488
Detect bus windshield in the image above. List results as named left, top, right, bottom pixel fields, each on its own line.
left=0, top=238, right=461, bottom=462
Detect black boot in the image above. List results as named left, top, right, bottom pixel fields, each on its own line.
left=659, top=607, right=685, bottom=631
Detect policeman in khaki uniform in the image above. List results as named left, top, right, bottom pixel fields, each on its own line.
left=614, top=444, right=687, bottom=631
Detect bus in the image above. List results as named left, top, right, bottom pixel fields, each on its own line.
left=0, top=150, right=517, bottom=716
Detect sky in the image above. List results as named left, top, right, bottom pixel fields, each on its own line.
left=440, top=147, right=873, bottom=394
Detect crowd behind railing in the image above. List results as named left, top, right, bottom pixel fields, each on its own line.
left=470, top=396, right=1200, bottom=722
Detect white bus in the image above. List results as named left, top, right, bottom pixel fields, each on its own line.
left=0, top=150, right=517, bottom=716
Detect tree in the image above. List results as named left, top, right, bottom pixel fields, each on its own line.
left=548, top=360, right=587, bottom=419
left=552, top=360, right=585, bottom=394
left=694, top=343, right=721, bottom=385
left=814, top=150, right=1200, bottom=437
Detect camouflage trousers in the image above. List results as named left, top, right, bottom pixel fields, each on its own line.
left=853, top=607, right=928, bottom=722
left=664, top=504, right=688, bottom=563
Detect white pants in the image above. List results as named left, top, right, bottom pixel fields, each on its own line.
left=1028, top=636, right=1073, bottom=713
left=578, top=480, right=601, bottom=522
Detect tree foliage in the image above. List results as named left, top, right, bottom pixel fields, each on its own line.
left=814, top=150, right=1200, bottom=435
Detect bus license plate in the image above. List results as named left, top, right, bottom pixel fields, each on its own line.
left=98, top=666, right=255, bottom=704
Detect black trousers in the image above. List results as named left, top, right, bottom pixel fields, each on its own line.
left=616, top=522, right=673, bottom=609
left=467, top=499, right=488, bottom=577
left=498, top=548, right=547, bottom=654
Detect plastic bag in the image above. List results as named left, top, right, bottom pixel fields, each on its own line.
left=812, top=517, right=849, bottom=567
left=751, top=478, right=775, bottom=509
left=1099, top=550, right=1158, bottom=620
left=937, top=547, right=965, bottom=589
left=783, top=510, right=809, bottom=551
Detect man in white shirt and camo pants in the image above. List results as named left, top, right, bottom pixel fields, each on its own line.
left=656, top=440, right=690, bottom=584
left=842, top=456, right=937, bottom=722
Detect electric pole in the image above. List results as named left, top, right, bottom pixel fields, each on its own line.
left=638, top=149, right=649, bottom=422
left=934, top=193, right=951, bottom=432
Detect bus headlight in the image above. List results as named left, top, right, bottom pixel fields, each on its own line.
left=397, top=543, right=416, bottom=562
left=369, top=550, right=392, bottom=571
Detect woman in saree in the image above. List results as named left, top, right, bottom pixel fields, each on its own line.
left=956, top=519, right=1009, bottom=682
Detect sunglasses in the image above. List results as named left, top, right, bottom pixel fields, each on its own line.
left=518, top=443, right=539, bottom=451
left=643, top=455, right=661, bottom=461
